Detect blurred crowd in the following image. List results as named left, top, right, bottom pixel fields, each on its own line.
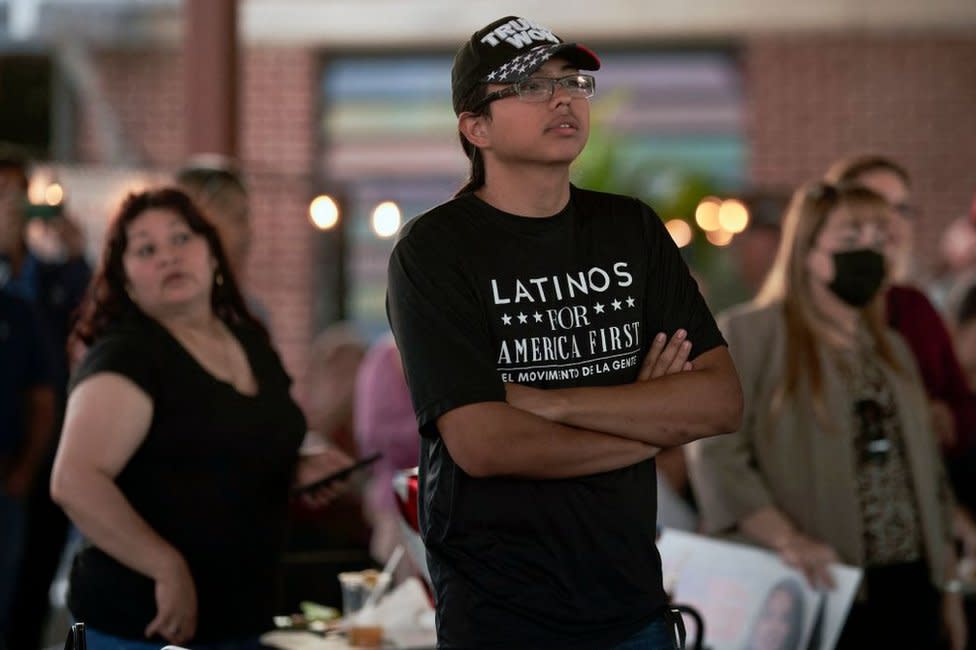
left=2, top=139, right=976, bottom=649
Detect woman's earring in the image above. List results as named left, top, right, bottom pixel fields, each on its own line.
left=215, top=271, right=224, bottom=287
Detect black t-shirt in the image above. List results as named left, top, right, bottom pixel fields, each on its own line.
left=387, top=186, right=725, bottom=649
left=66, top=310, right=305, bottom=643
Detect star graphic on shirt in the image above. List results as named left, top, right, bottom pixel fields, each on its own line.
left=517, top=312, right=528, bottom=324
left=626, top=296, right=636, bottom=308
left=502, top=314, right=512, bottom=325
left=594, top=302, right=605, bottom=314
left=533, top=312, right=543, bottom=323
left=612, top=299, right=622, bottom=311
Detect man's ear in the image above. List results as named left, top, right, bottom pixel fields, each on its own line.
left=458, top=112, right=490, bottom=149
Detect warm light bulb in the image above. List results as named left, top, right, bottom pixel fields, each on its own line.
left=718, top=199, right=749, bottom=234
left=45, top=183, right=64, bottom=206
left=664, top=219, right=693, bottom=248
left=309, top=195, right=339, bottom=230
left=695, top=197, right=721, bottom=232
left=372, top=201, right=401, bottom=238
left=706, top=228, right=734, bottom=246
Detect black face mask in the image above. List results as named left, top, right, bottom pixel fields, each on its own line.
left=828, top=248, right=886, bottom=308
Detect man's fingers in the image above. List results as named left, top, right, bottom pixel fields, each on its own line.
left=652, top=330, right=687, bottom=378
left=666, top=340, right=693, bottom=374
left=639, top=333, right=667, bottom=381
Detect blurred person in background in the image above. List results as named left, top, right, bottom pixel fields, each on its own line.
left=303, top=323, right=367, bottom=459
left=175, top=155, right=269, bottom=325
left=50, top=188, right=352, bottom=649
left=353, top=333, right=422, bottom=583
left=826, top=157, right=976, bottom=578
left=687, top=181, right=965, bottom=649
left=953, top=284, right=976, bottom=393
left=733, top=191, right=789, bottom=298
left=939, top=195, right=976, bottom=316
left=285, top=323, right=370, bottom=566
left=0, top=285, right=56, bottom=650
left=825, top=155, right=976, bottom=457
left=0, top=143, right=92, bottom=650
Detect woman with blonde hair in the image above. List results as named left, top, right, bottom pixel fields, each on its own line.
left=687, top=182, right=966, bottom=649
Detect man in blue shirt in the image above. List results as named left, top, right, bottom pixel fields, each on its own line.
left=0, top=286, right=55, bottom=647
left=0, top=143, right=89, bottom=650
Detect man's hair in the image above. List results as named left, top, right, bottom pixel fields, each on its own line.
left=0, top=142, right=31, bottom=191
left=175, top=154, right=248, bottom=206
left=454, top=84, right=491, bottom=197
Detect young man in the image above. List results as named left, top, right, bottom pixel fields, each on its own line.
left=386, top=16, right=743, bottom=649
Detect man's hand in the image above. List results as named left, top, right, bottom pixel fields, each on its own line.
left=638, top=330, right=693, bottom=381
left=507, top=329, right=696, bottom=421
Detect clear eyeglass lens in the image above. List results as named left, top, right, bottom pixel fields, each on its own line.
left=516, top=75, right=594, bottom=102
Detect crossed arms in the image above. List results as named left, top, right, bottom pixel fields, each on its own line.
left=438, top=330, right=743, bottom=479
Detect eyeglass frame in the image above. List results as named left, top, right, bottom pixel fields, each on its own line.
left=469, top=73, right=596, bottom=114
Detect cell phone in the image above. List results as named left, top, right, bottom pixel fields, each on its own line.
left=293, top=452, right=382, bottom=495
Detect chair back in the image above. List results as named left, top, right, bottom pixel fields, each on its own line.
left=63, top=622, right=86, bottom=650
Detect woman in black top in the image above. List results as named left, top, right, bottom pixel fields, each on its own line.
left=51, top=188, right=352, bottom=649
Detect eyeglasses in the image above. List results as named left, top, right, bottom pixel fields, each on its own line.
left=471, top=74, right=596, bottom=113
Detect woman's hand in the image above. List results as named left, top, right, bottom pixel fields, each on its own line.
left=776, top=532, right=839, bottom=590
left=144, top=552, right=198, bottom=645
left=294, top=445, right=355, bottom=509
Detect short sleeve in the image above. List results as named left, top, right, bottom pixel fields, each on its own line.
left=70, top=327, right=158, bottom=398
left=640, top=201, right=726, bottom=359
left=386, top=226, right=506, bottom=436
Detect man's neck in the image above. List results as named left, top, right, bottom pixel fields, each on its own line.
left=475, top=164, right=572, bottom=217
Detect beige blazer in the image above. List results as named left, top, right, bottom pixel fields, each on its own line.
left=686, top=301, right=953, bottom=585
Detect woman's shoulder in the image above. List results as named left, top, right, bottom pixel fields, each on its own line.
left=72, top=313, right=163, bottom=393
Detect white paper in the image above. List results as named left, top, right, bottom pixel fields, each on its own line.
left=658, top=528, right=863, bottom=650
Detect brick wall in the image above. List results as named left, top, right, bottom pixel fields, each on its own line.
left=75, top=46, right=320, bottom=384
left=239, top=48, right=319, bottom=381
left=745, top=32, right=976, bottom=273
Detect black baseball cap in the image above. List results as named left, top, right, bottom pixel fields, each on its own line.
left=451, top=16, right=601, bottom=115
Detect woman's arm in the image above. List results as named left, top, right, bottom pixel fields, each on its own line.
left=740, top=505, right=839, bottom=589
left=51, top=374, right=197, bottom=644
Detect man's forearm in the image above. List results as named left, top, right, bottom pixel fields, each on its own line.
left=510, top=347, right=743, bottom=446
left=438, top=401, right=658, bottom=480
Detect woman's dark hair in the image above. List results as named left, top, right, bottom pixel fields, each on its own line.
left=454, top=84, right=490, bottom=197
left=71, top=187, right=265, bottom=347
